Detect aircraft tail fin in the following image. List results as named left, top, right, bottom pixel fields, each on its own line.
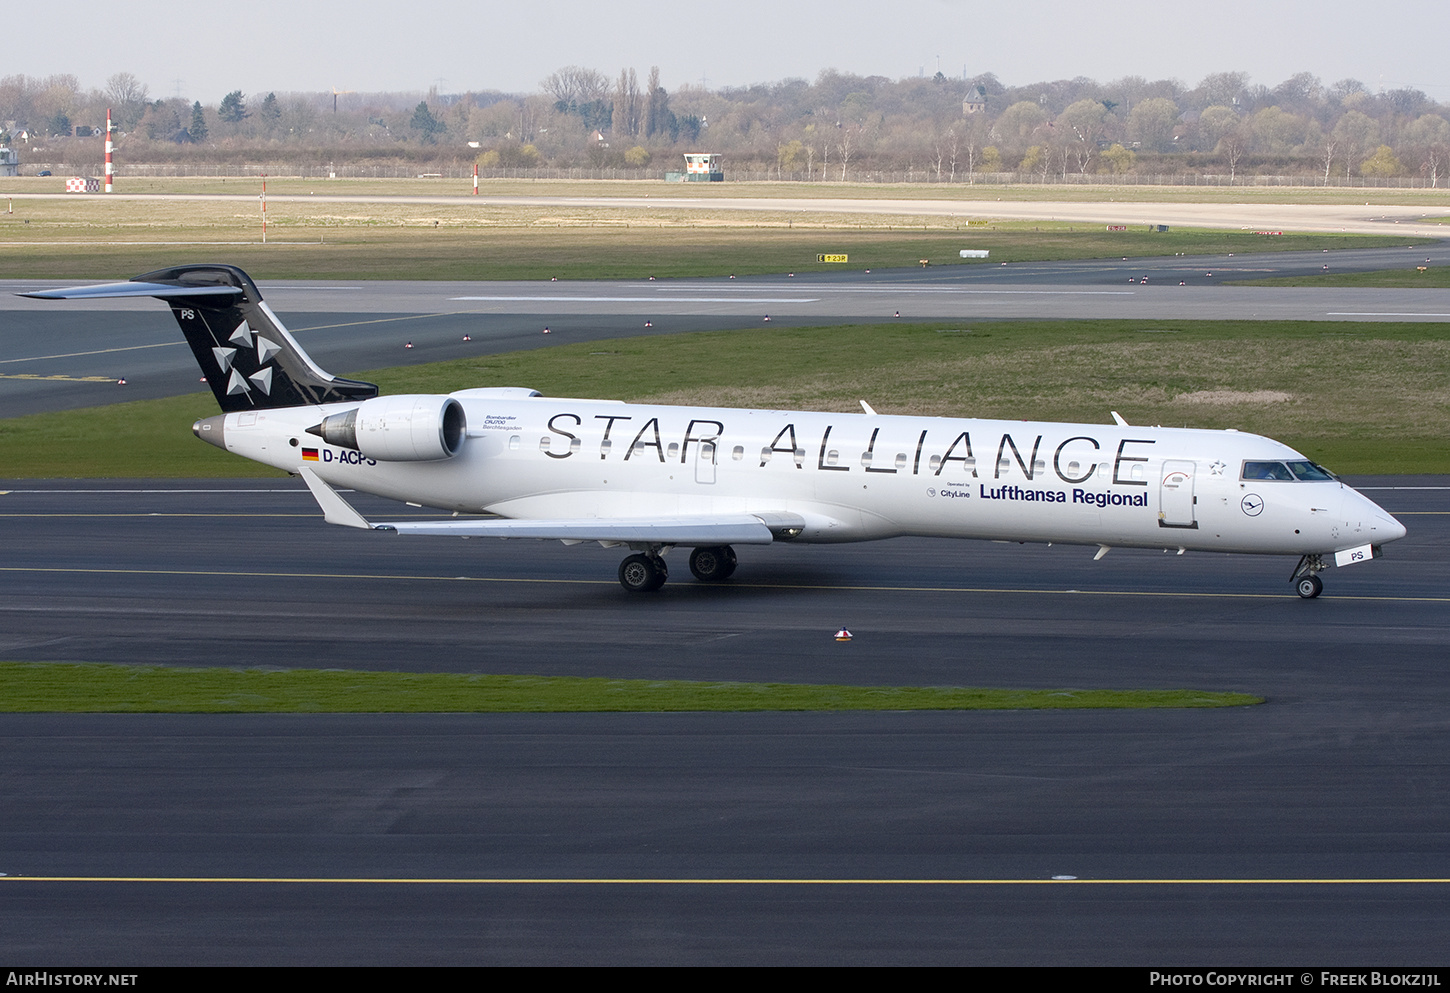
left=23, top=264, right=378, bottom=412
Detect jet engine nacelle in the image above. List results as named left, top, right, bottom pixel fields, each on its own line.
left=310, top=395, right=465, bottom=462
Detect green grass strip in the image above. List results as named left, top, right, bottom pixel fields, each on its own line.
left=1229, top=266, right=1450, bottom=288
left=0, top=663, right=1261, bottom=713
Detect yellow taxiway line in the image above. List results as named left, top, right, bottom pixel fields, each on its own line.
left=2, top=875, right=1449, bottom=886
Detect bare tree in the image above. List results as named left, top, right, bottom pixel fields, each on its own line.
left=541, top=67, right=587, bottom=106
left=1059, top=99, right=1107, bottom=175
left=1427, top=145, right=1445, bottom=188
left=1404, top=114, right=1450, bottom=188
left=1220, top=128, right=1246, bottom=183
left=104, top=70, right=149, bottom=130
left=104, top=72, right=147, bottom=107
left=1321, top=138, right=1337, bottom=186
left=578, top=70, right=610, bottom=105
left=1332, top=110, right=1378, bottom=181
left=543, top=66, right=611, bottom=125
left=614, top=68, right=641, bottom=138
left=644, top=66, right=661, bottom=137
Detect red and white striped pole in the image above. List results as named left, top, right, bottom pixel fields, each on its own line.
left=473, top=162, right=478, bottom=195
left=104, top=108, right=114, bottom=193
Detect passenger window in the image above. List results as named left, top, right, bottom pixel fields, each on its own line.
left=732, top=446, right=744, bottom=461
left=508, top=435, right=520, bottom=450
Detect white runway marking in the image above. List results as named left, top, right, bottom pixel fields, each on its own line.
left=0, top=341, right=181, bottom=364
left=450, top=295, right=821, bottom=303
left=654, top=286, right=1138, bottom=296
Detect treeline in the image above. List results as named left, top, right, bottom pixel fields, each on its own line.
left=4, top=68, right=1449, bottom=185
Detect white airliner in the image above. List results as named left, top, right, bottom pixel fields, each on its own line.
left=26, top=264, right=1406, bottom=596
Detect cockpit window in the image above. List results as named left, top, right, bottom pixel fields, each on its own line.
left=1241, top=461, right=1296, bottom=481
left=1241, top=460, right=1338, bottom=481
left=1285, top=460, right=1336, bottom=481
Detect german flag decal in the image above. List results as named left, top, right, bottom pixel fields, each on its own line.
left=302, top=448, right=319, bottom=461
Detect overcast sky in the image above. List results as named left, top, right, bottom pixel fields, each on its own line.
left=8, top=0, right=1449, bottom=103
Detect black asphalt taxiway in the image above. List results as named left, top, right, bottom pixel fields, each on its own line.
left=0, top=478, right=1448, bottom=965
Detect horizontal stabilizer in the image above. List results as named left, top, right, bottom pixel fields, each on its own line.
left=21, top=282, right=244, bottom=301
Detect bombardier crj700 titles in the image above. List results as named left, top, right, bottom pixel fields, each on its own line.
left=26, top=264, right=1406, bottom=596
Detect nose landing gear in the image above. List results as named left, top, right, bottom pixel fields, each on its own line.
left=1292, top=554, right=1326, bottom=598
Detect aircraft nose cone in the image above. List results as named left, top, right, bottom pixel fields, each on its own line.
left=1378, top=513, right=1408, bottom=543
left=1352, top=487, right=1407, bottom=544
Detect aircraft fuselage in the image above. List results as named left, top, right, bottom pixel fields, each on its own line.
left=208, top=393, right=1403, bottom=558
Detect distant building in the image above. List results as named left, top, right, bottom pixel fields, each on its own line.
left=666, top=152, right=724, bottom=182
left=0, top=144, right=18, bottom=177
left=962, top=86, right=987, bottom=115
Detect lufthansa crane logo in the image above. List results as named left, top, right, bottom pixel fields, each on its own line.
left=1241, top=493, right=1265, bottom=517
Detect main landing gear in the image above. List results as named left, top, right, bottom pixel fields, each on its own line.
left=618, top=553, right=668, bottom=592
left=616, top=545, right=738, bottom=592
left=688, top=545, right=737, bottom=582
left=1292, top=554, right=1326, bottom=599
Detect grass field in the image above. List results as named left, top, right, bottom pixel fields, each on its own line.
left=3, top=318, right=1446, bottom=476
left=0, top=182, right=1429, bottom=280
left=0, top=662, right=1261, bottom=713
left=1231, top=266, right=1450, bottom=288
left=5, top=174, right=1450, bottom=206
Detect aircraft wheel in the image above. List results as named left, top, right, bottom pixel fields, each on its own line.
left=1295, top=575, right=1323, bottom=599
left=619, top=553, right=667, bottom=593
left=689, top=545, right=737, bottom=582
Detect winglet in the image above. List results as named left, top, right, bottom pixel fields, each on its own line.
left=1111, top=411, right=1129, bottom=427
left=860, top=400, right=878, bottom=416
left=299, top=467, right=378, bottom=530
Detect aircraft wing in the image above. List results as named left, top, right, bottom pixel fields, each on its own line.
left=299, top=467, right=794, bottom=545
left=378, top=517, right=780, bottom=544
